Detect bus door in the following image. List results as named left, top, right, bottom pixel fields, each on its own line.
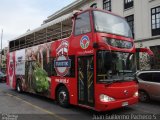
left=78, top=56, right=94, bottom=107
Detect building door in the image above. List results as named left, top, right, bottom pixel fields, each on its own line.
left=78, top=56, right=94, bottom=107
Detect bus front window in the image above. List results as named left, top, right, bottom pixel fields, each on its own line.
left=97, top=51, right=136, bottom=83
left=93, top=11, right=132, bottom=38
left=74, top=11, right=91, bottom=35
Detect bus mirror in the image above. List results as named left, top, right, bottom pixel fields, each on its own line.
left=136, top=48, right=154, bottom=56
left=136, top=48, right=155, bottom=69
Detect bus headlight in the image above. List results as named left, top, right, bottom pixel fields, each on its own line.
left=133, top=91, right=138, bottom=97
left=100, top=94, right=115, bottom=102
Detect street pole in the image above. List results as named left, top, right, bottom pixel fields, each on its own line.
left=0, top=29, right=3, bottom=71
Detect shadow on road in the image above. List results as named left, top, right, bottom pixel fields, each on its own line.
left=1, top=83, right=160, bottom=120
left=9, top=89, right=137, bottom=114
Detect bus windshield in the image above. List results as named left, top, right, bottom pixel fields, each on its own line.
left=93, top=11, right=133, bottom=38
left=97, top=51, right=136, bottom=83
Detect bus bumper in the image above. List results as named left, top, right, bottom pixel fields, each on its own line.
left=96, top=97, right=138, bottom=112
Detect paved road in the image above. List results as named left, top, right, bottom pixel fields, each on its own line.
left=0, top=83, right=160, bottom=120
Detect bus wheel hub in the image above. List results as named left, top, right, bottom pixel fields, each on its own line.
left=59, top=91, right=66, bottom=103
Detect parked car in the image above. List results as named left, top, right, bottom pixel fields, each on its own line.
left=0, top=72, right=6, bottom=82
left=136, top=70, right=160, bottom=102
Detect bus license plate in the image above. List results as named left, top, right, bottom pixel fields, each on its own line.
left=122, top=102, right=128, bottom=106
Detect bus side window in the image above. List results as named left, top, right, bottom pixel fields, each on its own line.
left=74, top=12, right=91, bottom=35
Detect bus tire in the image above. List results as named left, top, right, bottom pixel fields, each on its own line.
left=16, top=80, right=23, bottom=93
left=57, top=86, right=69, bottom=107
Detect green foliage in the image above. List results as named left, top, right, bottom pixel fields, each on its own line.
left=2, top=59, right=6, bottom=64
left=33, top=63, right=49, bottom=93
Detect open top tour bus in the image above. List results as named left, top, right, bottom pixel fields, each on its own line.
left=7, top=8, right=153, bottom=111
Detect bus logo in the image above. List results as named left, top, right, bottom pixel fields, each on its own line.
left=54, top=40, right=71, bottom=77
left=124, top=90, right=129, bottom=96
left=80, top=35, right=90, bottom=49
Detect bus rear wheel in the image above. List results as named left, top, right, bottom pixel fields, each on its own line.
left=57, top=86, right=69, bottom=107
left=16, top=80, right=23, bottom=93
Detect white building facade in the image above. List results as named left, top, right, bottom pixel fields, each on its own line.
left=44, top=0, right=160, bottom=68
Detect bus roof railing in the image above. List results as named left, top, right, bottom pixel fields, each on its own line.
left=10, top=12, right=73, bottom=42
left=9, top=11, right=74, bottom=52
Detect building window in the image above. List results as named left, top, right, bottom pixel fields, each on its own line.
left=151, top=6, right=160, bottom=36
left=125, top=15, right=134, bottom=38
left=103, top=0, right=111, bottom=11
left=124, top=0, right=133, bottom=10
left=90, top=3, right=97, bottom=9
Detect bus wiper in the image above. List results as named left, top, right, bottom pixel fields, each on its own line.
left=106, top=79, right=124, bottom=84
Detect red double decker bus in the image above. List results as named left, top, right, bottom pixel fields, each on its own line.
left=7, top=9, right=153, bottom=111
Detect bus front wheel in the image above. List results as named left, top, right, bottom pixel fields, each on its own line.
left=57, top=86, right=69, bottom=107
